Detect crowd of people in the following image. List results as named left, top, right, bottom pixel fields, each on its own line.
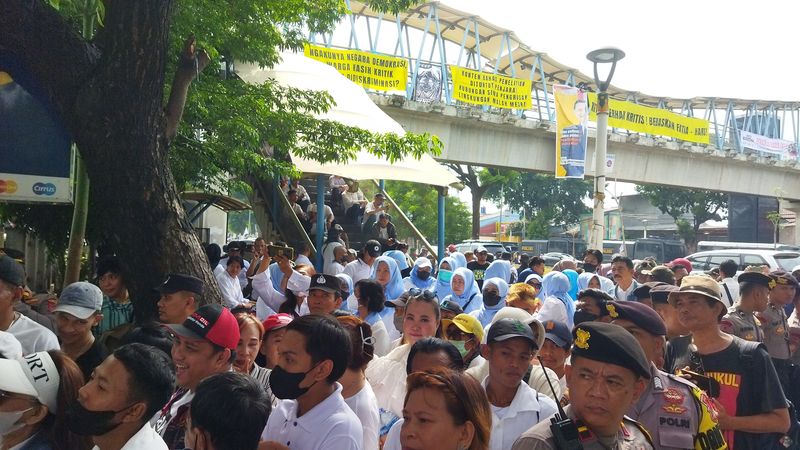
left=3, top=227, right=800, bottom=449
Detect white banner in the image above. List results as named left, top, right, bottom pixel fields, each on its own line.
left=740, top=130, right=797, bottom=159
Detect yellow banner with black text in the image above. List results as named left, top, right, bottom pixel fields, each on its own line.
left=587, top=93, right=709, bottom=144
left=303, top=43, right=407, bottom=91
left=450, top=67, right=532, bottom=109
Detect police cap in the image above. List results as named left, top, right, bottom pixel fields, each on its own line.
left=606, top=301, right=667, bottom=336
left=571, top=322, right=651, bottom=379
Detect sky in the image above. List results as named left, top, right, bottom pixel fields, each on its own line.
left=455, top=0, right=800, bottom=102
left=441, top=0, right=800, bottom=212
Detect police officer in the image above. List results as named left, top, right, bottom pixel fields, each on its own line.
left=633, top=282, right=669, bottom=309
left=512, top=322, right=654, bottom=450
left=607, top=301, right=726, bottom=450
left=758, top=270, right=798, bottom=360
left=720, top=272, right=772, bottom=342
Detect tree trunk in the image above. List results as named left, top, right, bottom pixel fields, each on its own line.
left=1, top=0, right=223, bottom=322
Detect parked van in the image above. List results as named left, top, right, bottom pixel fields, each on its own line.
left=686, top=249, right=800, bottom=273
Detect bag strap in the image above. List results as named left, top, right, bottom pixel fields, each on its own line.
left=722, top=282, right=734, bottom=306
left=463, top=292, right=478, bottom=310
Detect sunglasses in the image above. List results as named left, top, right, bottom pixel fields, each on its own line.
left=408, top=288, right=436, bottom=300
left=527, top=282, right=542, bottom=288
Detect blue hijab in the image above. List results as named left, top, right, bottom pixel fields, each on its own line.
left=383, top=250, right=409, bottom=270
left=563, top=269, right=580, bottom=301
left=434, top=257, right=456, bottom=299
left=406, top=257, right=435, bottom=290
left=578, top=272, right=615, bottom=294
left=370, top=256, right=404, bottom=301
left=451, top=252, right=467, bottom=270
left=268, top=263, right=284, bottom=292
left=473, top=277, right=508, bottom=327
left=484, top=260, right=512, bottom=284
left=525, top=273, right=544, bottom=300
left=542, top=271, right=576, bottom=326
left=445, top=267, right=482, bottom=314
left=335, top=273, right=355, bottom=312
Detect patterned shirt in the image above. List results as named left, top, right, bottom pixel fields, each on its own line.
left=94, top=295, right=134, bottom=337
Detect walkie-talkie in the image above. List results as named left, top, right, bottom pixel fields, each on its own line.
left=538, top=356, right=583, bottom=450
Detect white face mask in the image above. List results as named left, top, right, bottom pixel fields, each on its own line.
left=0, top=407, right=31, bottom=437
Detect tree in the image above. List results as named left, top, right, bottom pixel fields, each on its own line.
left=382, top=181, right=471, bottom=246
left=485, top=172, right=592, bottom=239
left=0, top=0, right=437, bottom=321
left=636, top=185, right=727, bottom=250
left=444, top=164, right=513, bottom=239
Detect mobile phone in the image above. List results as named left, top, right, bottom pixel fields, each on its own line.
left=680, top=369, right=721, bottom=398
left=267, top=245, right=295, bottom=261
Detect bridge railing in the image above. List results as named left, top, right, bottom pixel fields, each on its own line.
left=307, top=1, right=800, bottom=163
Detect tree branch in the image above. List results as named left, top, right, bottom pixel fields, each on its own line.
left=0, top=0, right=99, bottom=125
left=164, top=35, right=211, bottom=144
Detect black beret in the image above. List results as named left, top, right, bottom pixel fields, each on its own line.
left=607, top=301, right=666, bottom=336
left=632, top=281, right=668, bottom=301
left=769, top=270, right=799, bottom=288
left=577, top=288, right=613, bottom=303
left=738, top=271, right=775, bottom=289
left=154, top=273, right=204, bottom=295
left=571, top=322, right=651, bottom=379
left=649, top=284, right=679, bottom=304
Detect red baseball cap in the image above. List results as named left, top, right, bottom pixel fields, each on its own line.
left=262, top=313, right=293, bottom=332
left=168, top=304, right=239, bottom=350
left=668, top=258, right=693, bottom=273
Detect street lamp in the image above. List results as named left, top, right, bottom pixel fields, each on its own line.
left=642, top=219, right=648, bottom=239
left=586, top=47, right=625, bottom=251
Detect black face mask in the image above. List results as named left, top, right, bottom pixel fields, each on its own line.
left=66, top=402, right=133, bottom=436
left=417, top=271, right=431, bottom=281
left=269, top=364, right=317, bottom=400
left=573, top=310, right=600, bottom=326
left=483, top=292, right=501, bottom=307
left=583, top=263, right=597, bottom=273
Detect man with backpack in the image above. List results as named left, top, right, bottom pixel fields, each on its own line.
left=664, top=275, right=791, bottom=449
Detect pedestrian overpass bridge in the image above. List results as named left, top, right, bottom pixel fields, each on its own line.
left=310, top=1, right=800, bottom=201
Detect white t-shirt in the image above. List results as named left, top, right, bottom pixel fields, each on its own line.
left=295, top=254, right=313, bottom=267
left=344, top=383, right=380, bottom=450
left=215, top=270, right=247, bottom=308
left=720, top=277, right=740, bottom=307
left=7, top=314, right=59, bottom=355
left=95, top=422, right=167, bottom=450
left=322, top=242, right=344, bottom=274
left=262, top=383, right=363, bottom=450
left=482, top=378, right=558, bottom=450
left=308, top=203, right=334, bottom=223
left=343, top=259, right=373, bottom=285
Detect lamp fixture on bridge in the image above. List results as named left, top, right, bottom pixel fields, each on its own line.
left=586, top=47, right=625, bottom=251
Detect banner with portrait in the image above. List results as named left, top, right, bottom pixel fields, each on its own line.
left=740, top=130, right=798, bottom=160
left=412, top=64, right=442, bottom=103
left=554, top=85, right=588, bottom=179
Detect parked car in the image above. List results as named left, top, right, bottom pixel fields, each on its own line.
left=455, top=240, right=506, bottom=256
left=686, top=249, right=800, bottom=274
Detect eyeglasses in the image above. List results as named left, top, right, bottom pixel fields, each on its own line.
left=527, top=282, right=542, bottom=288
left=408, top=288, right=436, bottom=300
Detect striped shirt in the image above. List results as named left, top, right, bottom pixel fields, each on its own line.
left=94, top=295, right=134, bottom=337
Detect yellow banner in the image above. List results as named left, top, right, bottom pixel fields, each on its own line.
left=450, top=67, right=532, bottom=109
left=303, top=44, right=407, bottom=91
left=588, top=93, right=709, bottom=144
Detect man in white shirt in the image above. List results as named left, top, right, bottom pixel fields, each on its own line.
left=67, top=343, right=174, bottom=450
left=152, top=304, right=240, bottom=449
left=262, top=315, right=363, bottom=449
left=307, top=202, right=334, bottom=236
left=295, top=242, right=314, bottom=267
left=481, top=318, right=558, bottom=450
left=0, top=255, right=59, bottom=354
left=343, top=240, right=381, bottom=284
left=184, top=372, right=269, bottom=450
left=214, top=241, right=250, bottom=288
left=719, top=258, right=740, bottom=307
left=287, top=190, right=307, bottom=221
left=342, top=181, right=367, bottom=224
left=611, top=255, right=639, bottom=301
left=215, top=256, right=252, bottom=309
left=362, top=193, right=390, bottom=231
left=325, top=246, right=348, bottom=276
left=290, top=179, right=310, bottom=212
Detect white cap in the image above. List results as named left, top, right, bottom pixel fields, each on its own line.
left=0, top=330, right=22, bottom=359
left=0, top=352, right=60, bottom=413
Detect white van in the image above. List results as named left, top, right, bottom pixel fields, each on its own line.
left=686, top=249, right=800, bottom=273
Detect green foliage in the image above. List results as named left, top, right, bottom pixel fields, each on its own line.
left=378, top=182, right=471, bottom=245
left=485, top=172, right=591, bottom=235
left=636, top=185, right=727, bottom=246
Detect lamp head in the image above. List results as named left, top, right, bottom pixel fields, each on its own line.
left=586, top=47, right=625, bottom=92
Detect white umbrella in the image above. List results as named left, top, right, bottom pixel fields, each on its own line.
left=236, top=52, right=458, bottom=187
